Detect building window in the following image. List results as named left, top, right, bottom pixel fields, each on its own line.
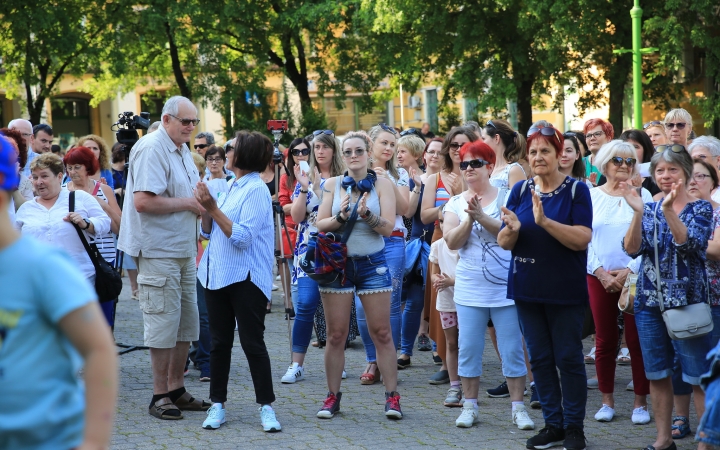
left=140, top=92, right=168, bottom=124
left=50, top=97, right=91, bottom=140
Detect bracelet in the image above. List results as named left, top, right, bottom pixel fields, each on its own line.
left=412, top=189, right=421, bottom=194
left=299, top=188, right=309, bottom=194
left=335, top=212, right=348, bottom=224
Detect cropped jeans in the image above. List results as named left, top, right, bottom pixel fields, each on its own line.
left=291, top=276, right=322, bottom=354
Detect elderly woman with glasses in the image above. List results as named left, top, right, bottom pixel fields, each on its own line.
left=621, top=147, right=713, bottom=450
left=689, top=136, right=720, bottom=204
left=583, top=119, right=614, bottom=186
left=585, top=141, right=653, bottom=425
left=498, top=121, right=592, bottom=450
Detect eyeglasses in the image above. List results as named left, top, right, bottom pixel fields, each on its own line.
left=643, top=120, right=664, bottom=130
left=693, top=173, right=712, bottom=182
left=449, top=142, right=466, bottom=150
left=528, top=125, right=561, bottom=140
left=400, top=128, right=423, bottom=138
left=20, top=132, right=32, bottom=138
left=585, top=130, right=605, bottom=140
left=610, top=156, right=636, bottom=167
left=291, top=147, right=311, bottom=156
left=313, top=129, right=334, bottom=137
left=665, top=122, right=687, bottom=130
left=378, top=123, right=397, bottom=135
left=425, top=150, right=440, bottom=156
left=206, top=157, right=224, bottom=163
left=460, top=159, right=490, bottom=170
left=169, top=114, right=200, bottom=127
left=655, top=144, right=686, bottom=153
left=194, top=144, right=209, bottom=150
left=485, top=120, right=497, bottom=129
left=342, top=149, right=366, bottom=158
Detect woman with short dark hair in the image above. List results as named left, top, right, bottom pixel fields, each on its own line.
left=194, top=131, right=282, bottom=432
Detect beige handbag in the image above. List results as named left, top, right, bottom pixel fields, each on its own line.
left=618, top=273, right=638, bottom=314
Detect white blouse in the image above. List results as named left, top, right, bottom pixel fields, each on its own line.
left=16, top=189, right=111, bottom=279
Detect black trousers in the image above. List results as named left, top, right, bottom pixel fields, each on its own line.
left=205, top=276, right=276, bottom=405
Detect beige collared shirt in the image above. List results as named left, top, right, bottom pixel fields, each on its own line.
left=118, top=126, right=200, bottom=258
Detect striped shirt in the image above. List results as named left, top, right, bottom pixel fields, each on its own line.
left=90, top=181, right=117, bottom=265
left=197, top=172, right=274, bottom=299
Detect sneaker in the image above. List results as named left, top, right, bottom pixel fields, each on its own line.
left=317, top=392, right=341, bottom=419
left=281, top=362, right=304, bottom=384
left=272, top=284, right=279, bottom=291
left=530, top=385, right=541, bottom=409
left=563, top=424, right=586, bottom=450
left=455, top=402, right=479, bottom=427
left=594, top=404, right=615, bottom=422
left=586, top=377, right=598, bottom=389
left=417, top=335, right=432, bottom=351
left=631, top=406, right=651, bottom=425
left=342, top=370, right=347, bottom=379
left=626, top=380, right=634, bottom=391
left=385, top=391, right=403, bottom=419
left=584, top=347, right=596, bottom=364
left=397, top=356, right=412, bottom=370
left=487, top=380, right=510, bottom=398
left=429, top=369, right=450, bottom=385
left=444, top=386, right=463, bottom=407
left=260, top=405, right=281, bottom=432
left=202, top=403, right=226, bottom=430
left=513, top=404, right=535, bottom=430
left=526, top=425, right=565, bottom=449
left=432, top=353, right=443, bottom=365
left=199, top=374, right=211, bottom=382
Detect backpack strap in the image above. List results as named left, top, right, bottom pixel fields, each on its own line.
left=519, top=179, right=530, bottom=198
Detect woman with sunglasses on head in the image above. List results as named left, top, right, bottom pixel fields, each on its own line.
left=621, top=146, right=713, bottom=450
left=396, top=136, right=440, bottom=369
left=498, top=121, right=592, bottom=450
left=314, top=130, right=402, bottom=419
left=643, top=121, right=668, bottom=147
left=421, top=127, right=478, bottom=384
left=585, top=141, right=652, bottom=426
left=663, top=109, right=693, bottom=148
left=482, top=119, right=529, bottom=190
left=352, top=123, right=409, bottom=384
left=582, top=119, right=614, bottom=186
left=619, top=129, right=662, bottom=197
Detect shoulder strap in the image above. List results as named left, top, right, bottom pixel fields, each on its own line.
left=69, top=191, right=100, bottom=268
left=340, top=201, right=361, bottom=244
left=519, top=179, right=529, bottom=198
left=92, top=181, right=101, bottom=196
left=69, top=190, right=75, bottom=212
left=652, top=202, right=664, bottom=311
left=497, top=187, right=508, bottom=208
left=571, top=179, right=578, bottom=200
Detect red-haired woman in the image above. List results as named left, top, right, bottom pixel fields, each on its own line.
left=443, top=140, right=534, bottom=430
left=498, top=122, right=593, bottom=450
left=64, top=146, right=122, bottom=326
left=583, top=118, right=614, bottom=186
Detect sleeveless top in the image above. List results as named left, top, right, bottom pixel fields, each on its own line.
left=386, top=167, right=410, bottom=235
left=332, top=177, right=384, bottom=257
left=435, top=174, right=450, bottom=207
left=91, top=181, right=117, bottom=265
left=490, top=162, right=525, bottom=190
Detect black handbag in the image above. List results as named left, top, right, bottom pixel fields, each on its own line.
left=69, top=191, right=123, bottom=302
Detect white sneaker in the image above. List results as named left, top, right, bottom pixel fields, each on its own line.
left=260, top=405, right=282, bottom=432
left=512, top=404, right=535, bottom=430
left=455, top=402, right=479, bottom=428
left=627, top=380, right=634, bottom=391
left=594, top=404, right=615, bottom=422
left=202, top=403, right=226, bottom=430
left=272, top=284, right=279, bottom=291
left=632, top=406, right=651, bottom=424
left=342, top=370, right=347, bottom=379
left=281, top=363, right=304, bottom=384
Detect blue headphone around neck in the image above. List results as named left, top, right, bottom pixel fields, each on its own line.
left=341, top=169, right=377, bottom=194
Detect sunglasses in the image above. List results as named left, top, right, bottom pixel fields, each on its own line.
left=169, top=114, right=200, bottom=127
left=400, top=128, right=423, bottom=138
left=459, top=159, right=490, bottom=170
left=206, top=157, right=224, bottom=163
left=527, top=125, right=561, bottom=140
left=449, top=142, right=466, bottom=150
left=313, top=129, right=334, bottom=137
left=643, top=120, right=664, bottom=130
left=291, top=147, right=311, bottom=156
left=194, top=144, right=209, bottom=150
left=655, top=144, right=686, bottom=153
left=378, top=122, right=398, bottom=135
left=563, top=131, right=582, bottom=138
left=486, top=120, right=497, bottom=129
left=342, top=148, right=366, bottom=158
left=610, top=156, right=636, bottom=167
left=665, top=122, right=687, bottom=130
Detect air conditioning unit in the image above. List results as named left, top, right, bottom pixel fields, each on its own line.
left=409, top=96, right=422, bottom=109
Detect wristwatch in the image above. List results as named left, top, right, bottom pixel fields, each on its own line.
left=335, top=212, right=347, bottom=224
left=361, top=209, right=372, bottom=219
left=299, top=188, right=309, bottom=194
left=82, top=218, right=92, bottom=230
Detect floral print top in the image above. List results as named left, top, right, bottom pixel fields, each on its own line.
left=623, top=200, right=713, bottom=311
left=706, top=207, right=720, bottom=306
left=291, top=178, right=325, bottom=283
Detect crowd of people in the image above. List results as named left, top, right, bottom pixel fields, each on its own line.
left=2, top=96, right=720, bottom=450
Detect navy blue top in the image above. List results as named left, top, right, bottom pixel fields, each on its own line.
left=410, top=180, right=434, bottom=244
left=503, top=176, right=593, bottom=305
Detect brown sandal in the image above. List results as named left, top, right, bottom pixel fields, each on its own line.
left=360, top=362, right=379, bottom=385
left=149, top=397, right=183, bottom=420
left=174, top=391, right=211, bottom=411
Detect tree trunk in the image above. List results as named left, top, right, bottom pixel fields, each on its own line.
left=165, top=21, right=192, bottom=100
left=516, top=76, right=535, bottom=136
left=608, top=54, right=632, bottom=136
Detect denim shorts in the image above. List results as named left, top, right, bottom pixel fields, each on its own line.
left=635, top=306, right=713, bottom=385
left=697, top=341, right=720, bottom=445
left=317, top=250, right=392, bottom=296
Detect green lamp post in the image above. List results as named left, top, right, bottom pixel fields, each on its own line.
left=613, top=0, right=658, bottom=129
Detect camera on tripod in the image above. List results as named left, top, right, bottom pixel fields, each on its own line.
left=112, top=111, right=151, bottom=155
left=267, top=119, right=288, bottom=164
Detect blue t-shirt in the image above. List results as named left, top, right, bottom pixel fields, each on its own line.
left=503, top=176, right=593, bottom=305
left=100, top=168, right=115, bottom=190
left=0, top=236, right=96, bottom=449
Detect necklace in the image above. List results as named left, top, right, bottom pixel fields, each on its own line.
left=531, top=177, right=570, bottom=198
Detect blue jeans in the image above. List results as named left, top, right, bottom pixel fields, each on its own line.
left=400, top=281, right=425, bottom=356
left=356, top=236, right=404, bottom=362
left=194, top=278, right=211, bottom=375
left=697, top=340, right=720, bottom=445
left=291, top=276, right=322, bottom=354
left=516, top=300, right=587, bottom=429
left=673, top=306, right=720, bottom=394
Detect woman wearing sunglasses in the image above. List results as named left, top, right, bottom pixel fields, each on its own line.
left=621, top=147, right=713, bottom=450
left=619, top=129, right=662, bottom=197
left=443, top=140, right=534, bottom=430
left=314, top=131, right=402, bottom=420
left=663, top=108, right=693, bottom=148
left=498, top=121, right=592, bottom=450
left=585, top=141, right=653, bottom=426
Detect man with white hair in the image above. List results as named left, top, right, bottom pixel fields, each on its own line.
left=8, top=119, right=36, bottom=177
left=118, top=96, right=210, bottom=420
left=689, top=135, right=720, bottom=202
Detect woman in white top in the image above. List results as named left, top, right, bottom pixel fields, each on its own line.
left=587, top=140, right=652, bottom=425
left=443, top=140, right=533, bottom=430
left=482, top=119, right=529, bottom=190
left=16, top=152, right=111, bottom=281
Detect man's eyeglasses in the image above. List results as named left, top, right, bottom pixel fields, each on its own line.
left=655, top=144, right=686, bottom=153
left=169, top=114, right=200, bottom=127
left=449, top=142, right=466, bottom=151
left=378, top=123, right=398, bottom=135
left=342, top=149, right=366, bottom=158
left=194, top=144, right=209, bottom=150
left=313, top=129, right=334, bottom=137
left=528, top=125, right=561, bottom=140
left=693, top=173, right=712, bottom=182
left=400, top=128, right=423, bottom=138
left=20, top=132, right=32, bottom=138
left=610, top=156, right=636, bottom=167
left=585, top=130, right=605, bottom=140
left=206, top=158, right=224, bottom=163
left=643, top=120, right=663, bottom=130
left=460, top=159, right=490, bottom=170
left=291, top=147, right=311, bottom=156
left=665, top=122, right=687, bottom=130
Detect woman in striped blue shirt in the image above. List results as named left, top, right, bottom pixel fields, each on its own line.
left=194, top=131, right=282, bottom=433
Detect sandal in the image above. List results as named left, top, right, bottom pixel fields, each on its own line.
left=617, top=347, right=631, bottom=365
left=584, top=347, right=596, bottom=364
left=360, top=362, right=379, bottom=385
left=312, top=340, right=326, bottom=348
left=131, top=289, right=139, bottom=300
left=174, top=391, right=212, bottom=411
left=671, top=415, right=691, bottom=439
left=643, top=443, right=677, bottom=450
left=149, top=397, right=183, bottom=420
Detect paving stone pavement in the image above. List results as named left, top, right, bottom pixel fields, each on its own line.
left=112, top=276, right=700, bottom=449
